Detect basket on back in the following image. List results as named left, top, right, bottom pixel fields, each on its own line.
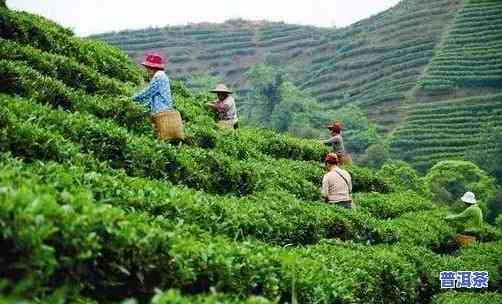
left=151, top=111, right=184, bottom=140
left=455, top=234, right=477, bottom=247
left=336, top=152, right=353, bottom=166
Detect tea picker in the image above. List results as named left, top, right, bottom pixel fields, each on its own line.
left=321, top=121, right=352, bottom=166
left=445, top=192, right=484, bottom=247
left=321, top=153, right=354, bottom=210
left=206, top=84, right=239, bottom=129
left=133, top=52, right=184, bottom=143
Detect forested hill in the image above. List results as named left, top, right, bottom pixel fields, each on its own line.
left=92, top=0, right=502, bottom=174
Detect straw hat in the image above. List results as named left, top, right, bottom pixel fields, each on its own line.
left=211, top=84, right=233, bottom=94
left=461, top=192, right=477, bottom=204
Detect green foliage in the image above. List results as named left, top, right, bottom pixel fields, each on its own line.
left=469, top=125, right=502, bottom=185
left=244, top=64, right=380, bottom=146
left=152, top=290, right=272, bottom=304
left=424, top=160, right=496, bottom=206
left=0, top=168, right=428, bottom=303
left=0, top=38, right=133, bottom=96
left=0, top=8, right=143, bottom=83
left=496, top=214, right=502, bottom=230
left=360, top=142, right=391, bottom=169
left=432, top=292, right=502, bottom=304
left=420, top=0, right=502, bottom=92
left=392, top=79, right=502, bottom=171
left=386, top=209, right=457, bottom=248
left=187, top=72, right=223, bottom=94
left=0, top=59, right=150, bottom=132
left=2, top=7, right=502, bottom=303
left=354, top=192, right=435, bottom=219
left=378, top=160, right=422, bottom=192
left=485, top=188, right=502, bottom=224
left=243, top=65, right=321, bottom=137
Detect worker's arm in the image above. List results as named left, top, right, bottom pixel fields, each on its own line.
left=322, top=136, right=339, bottom=145
left=133, top=74, right=161, bottom=103
left=206, top=100, right=219, bottom=109
left=445, top=207, right=473, bottom=221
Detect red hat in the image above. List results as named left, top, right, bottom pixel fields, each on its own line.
left=327, top=121, right=343, bottom=133
left=141, top=52, right=165, bottom=70
left=324, top=153, right=339, bottom=165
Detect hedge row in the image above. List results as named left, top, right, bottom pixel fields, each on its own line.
left=0, top=154, right=392, bottom=246
left=2, top=94, right=391, bottom=199
left=0, top=59, right=327, bottom=163
left=0, top=8, right=142, bottom=83
left=432, top=292, right=502, bottom=304
left=0, top=171, right=427, bottom=303
left=0, top=38, right=132, bottom=96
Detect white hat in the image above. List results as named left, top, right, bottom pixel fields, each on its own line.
left=461, top=192, right=477, bottom=204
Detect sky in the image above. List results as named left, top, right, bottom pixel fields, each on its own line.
left=7, top=0, right=401, bottom=36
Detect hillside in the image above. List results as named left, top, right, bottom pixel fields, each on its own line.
left=389, top=0, right=502, bottom=171
left=92, top=0, right=502, bottom=175
left=91, top=0, right=460, bottom=133
left=1, top=4, right=502, bottom=304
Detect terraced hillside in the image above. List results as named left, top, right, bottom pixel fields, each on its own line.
left=91, top=0, right=502, bottom=173
left=91, top=20, right=330, bottom=95
left=1, top=4, right=502, bottom=304
left=390, top=0, right=502, bottom=171
left=92, top=0, right=461, bottom=133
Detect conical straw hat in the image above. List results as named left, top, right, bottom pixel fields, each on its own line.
left=211, top=84, right=233, bottom=94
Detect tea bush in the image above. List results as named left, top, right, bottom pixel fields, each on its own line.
left=1, top=6, right=501, bottom=302
left=378, top=160, right=422, bottom=192
left=424, top=160, right=496, bottom=207
left=354, top=191, right=435, bottom=219
left=0, top=8, right=143, bottom=83
left=0, top=173, right=423, bottom=303
left=432, top=292, right=502, bottom=304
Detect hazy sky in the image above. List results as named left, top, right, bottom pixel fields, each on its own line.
left=7, top=0, right=401, bottom=36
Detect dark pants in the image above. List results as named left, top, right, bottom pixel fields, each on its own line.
left=333, top=201, right=352, bottom=210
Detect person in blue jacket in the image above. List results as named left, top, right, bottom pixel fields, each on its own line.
left=133, top=52, right=174, bottom=114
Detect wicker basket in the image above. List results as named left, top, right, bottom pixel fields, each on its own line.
left=151, top=110, right=184, bottom=140
left=336, top=152, right=353, bottom=166
left=455, top=234, right=477, bottom=247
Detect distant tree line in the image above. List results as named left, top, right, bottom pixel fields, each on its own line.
left=240, top=64, right=379, bottom=153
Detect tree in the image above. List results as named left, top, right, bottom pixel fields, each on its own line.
left=469, top=125, right=502, bottom=185
left=486, top=188, right=502, bottom=224
left=424, top=160, right=496, bottom=209
left=378, top=160, right=421, bottom=192
left=187, top=72, right=222, bottom=94
left=359, top=143, right=390, bottom=169
left=244, top=64, right=282, bottom=127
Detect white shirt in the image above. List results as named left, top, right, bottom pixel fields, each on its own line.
left=321, top=167, right=352, bottom=203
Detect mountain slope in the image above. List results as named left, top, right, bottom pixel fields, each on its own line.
left=92, top=0, right=502, bottom=175
left=390, top=0, right=502, bottom=171
left=92, top=0, right=461, bottom=133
